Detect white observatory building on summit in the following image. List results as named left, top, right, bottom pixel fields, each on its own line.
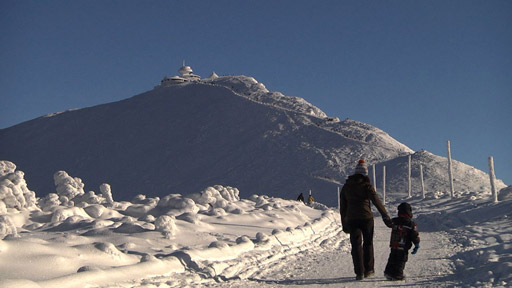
left=177, top=62, right=200, bottom=81
left=159, top=62, right=203, bottom=87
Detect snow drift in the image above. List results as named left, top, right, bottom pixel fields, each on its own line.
left=0, top=162, right=341, bottom=288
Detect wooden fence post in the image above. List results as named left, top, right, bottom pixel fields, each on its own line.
left=447, top=141, right=455, bottom=198
left=489, top=156, right=498, bottom=203
left=408, top=154, right=412, bottom=198
left=383, top=165, right=386, bottom=205
left=337, top=186, right=341, bottom=210
left=372, top=164, right=376, bottom=189
left=420, top=164, right=425, bottom=199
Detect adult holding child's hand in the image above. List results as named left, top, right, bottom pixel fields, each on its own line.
left=340, top=159, right=390, bottom=281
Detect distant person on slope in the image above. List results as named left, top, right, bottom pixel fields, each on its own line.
left=340, top=159, right=392, bottom=280
left=384, top=202, right=420, bottom=281
left=297, top=193, right=305, bottom=203
left=308, top=191, right=314, bottom=204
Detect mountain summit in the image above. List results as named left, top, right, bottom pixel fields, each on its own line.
left=0, top=66, right=504, bottom=205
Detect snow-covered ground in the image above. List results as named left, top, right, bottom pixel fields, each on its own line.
left=1, top=161, right=511, bottom=287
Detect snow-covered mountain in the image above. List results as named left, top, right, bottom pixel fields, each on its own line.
left=0, top=72, right=504, bottom=206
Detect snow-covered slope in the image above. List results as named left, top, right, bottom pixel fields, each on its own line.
left=0, top=75, right=502, bottom=206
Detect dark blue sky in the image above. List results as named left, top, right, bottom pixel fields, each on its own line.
left=1, top=0, right=511, bottom=185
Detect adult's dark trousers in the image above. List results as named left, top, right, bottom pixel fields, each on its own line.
left=384, top=248, right=409, bottom=278
left=347, top=218, right=375, bottom=276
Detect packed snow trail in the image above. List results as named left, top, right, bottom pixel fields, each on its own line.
left=121, top=218, right=458, bottom=287
left=236, top=219, right=458, bottom=288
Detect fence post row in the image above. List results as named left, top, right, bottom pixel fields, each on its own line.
left=336, top=147, right=498, bottom=205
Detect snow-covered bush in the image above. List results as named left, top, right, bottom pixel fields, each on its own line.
left=176, top=212, right=201, bottom=224
left=217, top=185, right=240, bottom=202
left=51, top=207, right=92, bottom=223
left=208, top=241, right=228, bottom=249
left=255, top=232, right=269, bottom=243
left=124, top=201, right=158, bottom=218
left=0, top=161, right=16, bottom=176
left=120, top=216, right=136, bottom=224
left=84, top=204, right=106, bottom=218
left=205, top=207, right=227, bottom=217
left=54, top=171, right=85, bottom=200
left=272, top=229, right=283, bottom=235
left=0, top=215, right=18, bottom=239
left=157, top=194, right=198, bottom=215
left=226, top=204, right=244, bottom=214
left=139, top=214, right=155, bottom=222
left=0, top=161, right=37, bottom=211
left=38, top=193, right=61, bottom=211
left=0, top=201, right=6, bottom=214
left=75, top=191, right=104, bottom=206
left=132, top=194, right=144, bottom=203
left=236, top=235, right=251, bottom=244
left=155, top=215, right=177, bottom=237
left=141, top=222, right=155, bottom=230
left=59, top=196, right=73, bottom=207
left=188, top=185, right=240, bottom=209
left=252, top=195, right=270, bottom=208
left=100, top=183, right=114, bottom=205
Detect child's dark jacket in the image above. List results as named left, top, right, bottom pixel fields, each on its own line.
left=389, top=216, right=420, bottom=251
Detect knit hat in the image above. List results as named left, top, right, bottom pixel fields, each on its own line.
left=398, top=202, right=413, bottom=218
left=354, top=159, right=368, bottom=176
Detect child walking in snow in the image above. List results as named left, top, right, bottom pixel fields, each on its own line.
left=384, top=202, right=420, bottom=281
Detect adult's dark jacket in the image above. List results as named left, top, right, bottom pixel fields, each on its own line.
left=340, top=174, right=390, bottom=223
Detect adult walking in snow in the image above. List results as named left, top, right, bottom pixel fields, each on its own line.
left=340, top=159, right=392, bottom=280
left=296, top=193, right=305, bottom=203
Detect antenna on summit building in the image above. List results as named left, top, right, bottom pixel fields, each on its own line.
left=182, top=59, right=186, bottom=67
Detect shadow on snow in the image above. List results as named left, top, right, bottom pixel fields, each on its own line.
left=248, top=276, right=355, bottom=285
